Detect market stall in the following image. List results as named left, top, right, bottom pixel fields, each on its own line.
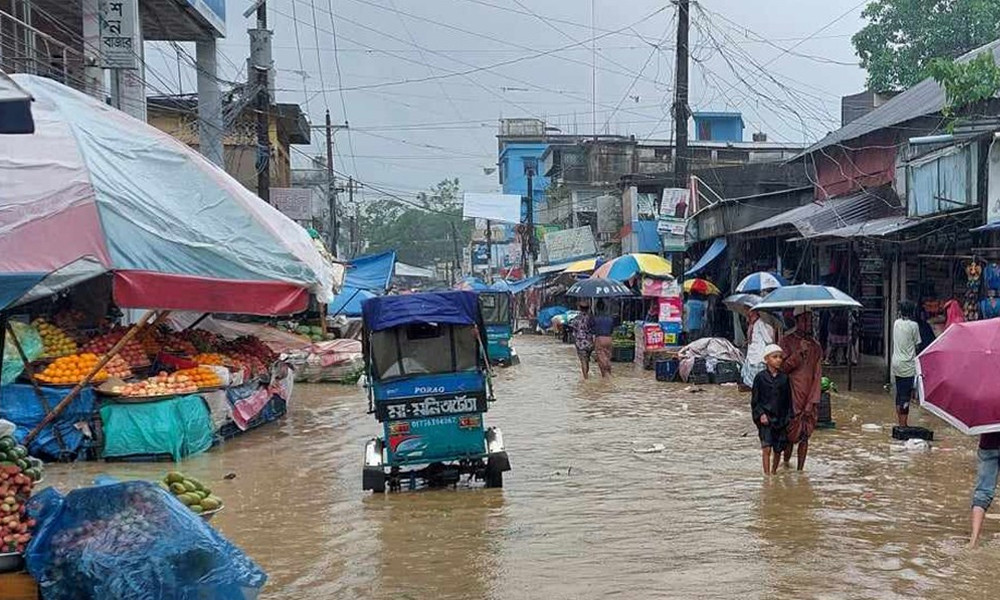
left=0, top=75, right=340, bottom=464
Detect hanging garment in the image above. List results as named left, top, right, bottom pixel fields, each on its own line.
left=981, top=298, right=1000, bottom=320
left=985, top=263, right=1000, bottom=291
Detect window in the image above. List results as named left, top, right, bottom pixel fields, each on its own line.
left=479, top=294, right=511, bottom=325
left=371, top=324, right=480, bottom=380
left=906, top=143, right=978, bottom=217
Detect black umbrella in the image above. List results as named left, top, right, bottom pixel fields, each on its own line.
left=566, top=278, right=633, bottom=298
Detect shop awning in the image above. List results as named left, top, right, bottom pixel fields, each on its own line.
left=345, top=251, right=396, bottom=292
left=685, top=238, right=726, bottom=277
left=792, top=207, right=980, bottom=240
left=734, top=187, right=898, bottom=238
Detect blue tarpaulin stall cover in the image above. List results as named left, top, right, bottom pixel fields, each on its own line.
left=0, top=383, right=97, bottom=459
left=685, top=238, right=727, bottom=277
left=362, top=291, right=481, bottom=332
left=345, top=251, right=396, bottom=291
left=327, top=286, right=377, bottom=317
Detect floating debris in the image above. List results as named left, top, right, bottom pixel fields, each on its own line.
left=634, top=443, right=666, bottom=454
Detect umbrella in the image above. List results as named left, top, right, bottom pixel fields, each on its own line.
left=566, top=278, right=633, bottom=298
left=735, top=271, right=788, bottom=294
left=753, top=285, right=862, bottom=310
left=0, top=75, right=336, bottom=314
left=918, top=320, right=1000, bottom=434
left=722, top=293, right=761, bottom=316
left=684, top=278, right=720, bottom=295
left=562, top=257, right=602, bottom=274
left=592, top=253, right=672, bottom=281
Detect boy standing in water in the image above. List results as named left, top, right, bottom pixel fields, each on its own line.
left=751, top=344, right=793, bottom=475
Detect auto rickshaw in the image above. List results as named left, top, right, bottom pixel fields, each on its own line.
left=477, top=290, right=518, bottom=366
left=361, top=291, right=511, bottom=492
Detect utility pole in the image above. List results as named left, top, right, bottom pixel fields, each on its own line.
left=450, top=221, right=462, bottom=284
left=671, top=0, right=690, bottom=285
left=251, top=0, right=272, bottom=203
left=326, top=110, right=337, bottom=256
left=485, top=219, right=493, bottom=284
left=524, top=164, right=537, bottom=277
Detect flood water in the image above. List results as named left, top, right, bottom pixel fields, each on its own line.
left=44, top=336, right=1000, bottom=599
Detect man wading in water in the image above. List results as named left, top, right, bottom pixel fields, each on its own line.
left=780, top=308, right=823, bottom=470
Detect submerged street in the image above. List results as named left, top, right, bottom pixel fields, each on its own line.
left=42, top=336, right=998, bottom=600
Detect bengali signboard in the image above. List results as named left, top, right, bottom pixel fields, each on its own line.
left=99, top=0, right=139, bottom=69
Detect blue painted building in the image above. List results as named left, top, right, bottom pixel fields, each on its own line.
left=692, top=112, right=744, bottom=143
left=498, top=142, right=551, bottom=222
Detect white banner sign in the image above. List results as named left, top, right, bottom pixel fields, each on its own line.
left=463, top=192, right=521, bottom=224
left=660, top=188, right=690, bottom=219
left=271, top=188, right=315, bottom=221
left=99, top=0, right=139, bottom=69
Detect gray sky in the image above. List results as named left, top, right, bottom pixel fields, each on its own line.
left=148, top=0, right=870, bottom=200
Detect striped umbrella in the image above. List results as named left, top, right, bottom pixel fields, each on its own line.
left=592, top=253, right=672, bottom=281
left=683, top=278, right=721, bottom=295
left=735, top=271, right=788, bottom=294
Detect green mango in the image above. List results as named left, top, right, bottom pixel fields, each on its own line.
left=189, top=504, right=204, bottom=514
left=182, top=480, right=197, bottom=493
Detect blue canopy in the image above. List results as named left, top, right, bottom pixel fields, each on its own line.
left=328, top=286, right=377, bottom=318
left=685, top=238, right=727, bottom=277
left=346, top=251, right=396, bottom=292
left=362, top=291, right=481, bottom=332
left=491, top=275, right=542, bottom=294
left=0, top=272, right=47, bottom=311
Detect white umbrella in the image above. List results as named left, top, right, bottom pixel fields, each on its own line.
left=754, top=285, right=862, bottom=310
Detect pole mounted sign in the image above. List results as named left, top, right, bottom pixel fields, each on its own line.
left=99, top=0, right=139, bottom=70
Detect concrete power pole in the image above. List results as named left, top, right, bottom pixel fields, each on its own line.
left=250, top=1, right=271, bottom=203
left=671, top=0, right=690, bottom=283
left=326, top=110, right=337, bottom=256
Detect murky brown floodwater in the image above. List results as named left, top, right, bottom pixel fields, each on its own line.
left=43, top=336, right=1000, bottom=599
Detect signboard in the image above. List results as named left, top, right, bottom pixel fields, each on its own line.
left=658, top=297, right=682, bottom=323
left=657, top=217, right=688, bottom=252
left=471, top=242, right=489, bottom=266
left=376, top=393, right=488, bottom=421
left=661, top=322, right=682, bottom=346
left=99, top=0, right=139, bottom=70
left=271, top=188, right=315, bottom=221
left=463, top=193, right=521, bottom=224
left=186, top=0, right=226, bottom=36
left=542, top=226, right=597, bottom=265
left=643, top=324, right=665, bottom=350
left=660, top=188, right=690, bottom=219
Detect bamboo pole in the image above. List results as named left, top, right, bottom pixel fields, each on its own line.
left=6, top=323, right=67, bottom=453
left=24, top=310, right=158, bottom=445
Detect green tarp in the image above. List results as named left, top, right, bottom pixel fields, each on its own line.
left=100, top=395, right=214, bottom=461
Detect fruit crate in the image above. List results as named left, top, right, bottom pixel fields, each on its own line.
left=611, top=346, right=635, bottom=363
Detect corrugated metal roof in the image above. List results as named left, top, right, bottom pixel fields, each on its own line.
left=792, top=214, right=916, bottom=240
left=734, top=187, right=899, bottom=237
left=802, top=39, right=1000, bottom=155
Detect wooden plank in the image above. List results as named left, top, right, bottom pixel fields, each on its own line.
left=0, top=572, right=39, bottom=600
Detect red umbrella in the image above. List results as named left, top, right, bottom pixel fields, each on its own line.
left=918, top=320, right=1000, bottom=434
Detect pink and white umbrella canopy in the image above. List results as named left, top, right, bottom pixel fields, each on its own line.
left=918, top=319, right=1000, bottom=434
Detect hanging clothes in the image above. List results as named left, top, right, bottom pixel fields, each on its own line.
left=981, top=297, right=1000, bottom=320
left=985, top=263, right=1000, bottom=291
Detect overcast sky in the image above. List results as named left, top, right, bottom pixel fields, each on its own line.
left=147, top=0, right=870, bottom=200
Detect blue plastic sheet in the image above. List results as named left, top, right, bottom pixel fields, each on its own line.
left=25, top=481, right=267, bottom=600
left=0, top=383, right=97, bottom=459
left=327, top=285, right=376, bottom=318
left=362, top=291, right=481, bottom=332
left=345, top=250, right=396, bottom=291
left=2, top=321, right=43, bottom=385
left=537, top=306, right=569, bottom=329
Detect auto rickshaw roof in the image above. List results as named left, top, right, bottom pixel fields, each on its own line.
left=362, top=291, right=482, bottom=332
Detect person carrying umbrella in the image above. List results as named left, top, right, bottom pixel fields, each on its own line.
left=592, top=300, right=618, bottom=378
left=570, top=301, right=596, bottom=379
left=779, top=308, right=824, bottom=471
left=970, top=432, right=1000, bottom=547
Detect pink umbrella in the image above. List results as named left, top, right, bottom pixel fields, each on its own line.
left=918, top=319, right=1000, bottom=434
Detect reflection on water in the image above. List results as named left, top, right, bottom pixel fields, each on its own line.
left=40, top=337, right=1000, bottom=599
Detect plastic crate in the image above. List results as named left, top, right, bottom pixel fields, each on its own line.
left=710, top=361, right=740, bottom=384
left=655, top=359, right=679, bottom=382
left=687, top=373, right=710, bottom=385
left=892, top=425, right=933, bottom=441
left=611, top=346, right=635, bottom=363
